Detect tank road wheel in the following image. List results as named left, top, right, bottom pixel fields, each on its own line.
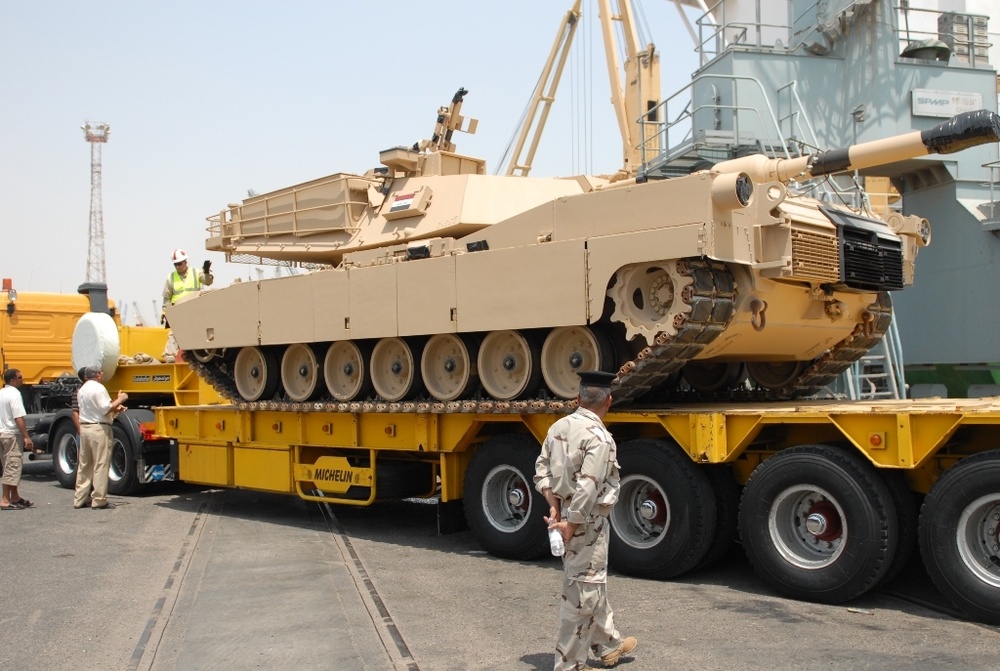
left=608, top=261, right=694, bottom=344
left=233, top=346, right=280, bottom=402
left=371, top=337, right=424, bottom=402
left=746, top=361, right=805, bottom=390
left=739, top=444, right=898, bottom=603
left=51, top=421, right=79, bottom=489
left=324, top=341, right=374, bottom=402
left=421, top=334, right=479, bottom=402
left=463, top=434, right=549, bottom=560
left=681, top=361, right=745, bottom=393
left=281, top=343, right=324, bottom=402
left=478, top=330, right=542, bottom=401
left=918, top=450, right=1000, bottom=624
left=540, top=326, right=616, bottom=399
left=609, top=439, right=716, bottom=579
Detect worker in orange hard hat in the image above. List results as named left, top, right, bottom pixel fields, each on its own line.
left=161, top=248, right=214, bottom=327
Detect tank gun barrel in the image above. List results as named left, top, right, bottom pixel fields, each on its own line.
left=713, top=110, right=1000, bottom=184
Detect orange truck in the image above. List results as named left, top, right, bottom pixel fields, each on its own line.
left=1, top=278, right=222, bottom=493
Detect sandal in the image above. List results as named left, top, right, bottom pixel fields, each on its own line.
left=1, top=502, right=27, bottom=510
left=12, top=498, right=33, bottom=508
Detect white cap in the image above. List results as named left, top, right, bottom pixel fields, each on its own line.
left=171, top=248, right=188, bottom=264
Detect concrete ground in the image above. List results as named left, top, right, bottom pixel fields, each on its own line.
left=3, top=461, right=998, bottom=671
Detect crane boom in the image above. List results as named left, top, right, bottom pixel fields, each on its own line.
left=503, top=1, right=583, bottom=176
left=502, top=0, right=660, bottom=178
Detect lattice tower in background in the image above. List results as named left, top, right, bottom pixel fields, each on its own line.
left=82, top=121, right=110, bottom=284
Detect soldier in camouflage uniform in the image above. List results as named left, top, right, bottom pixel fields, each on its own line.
left=534, top=371, right=637, bottom=671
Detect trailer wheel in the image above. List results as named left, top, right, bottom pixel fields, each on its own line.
left=877, top=470, right=919, bottom=586
left=918, top=450, right=1000, bottom=625
left=739, top=444, right=898, bottom=603
left=464, top=434, right=548, bottom=560
left=694, top=464, right=741, bottom=571
left=51, top=421, right=79, bottom=489
left=609, top=439, right=716, bottom=579
left=107, top=423, right=139, bottom=496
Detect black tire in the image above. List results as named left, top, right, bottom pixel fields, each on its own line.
left=51, top=420, right=79, bottom=489
left=609, top=439, right=716, bottom=579
left=375, top=459, right=435, bottom=500
left=918, top=450, right=1000, bottom=625
left=463, top=434, right=549, bottom=560
left=108, top=423, right=140, bottom=496
left=739, top=444, right=898, bottom=603
left=877, top=470, right=919, bottom=586
left=694, top=464, right=741, bottom=571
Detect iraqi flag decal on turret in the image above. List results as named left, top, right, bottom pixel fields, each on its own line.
left=390, top=192, right=415, bottom=213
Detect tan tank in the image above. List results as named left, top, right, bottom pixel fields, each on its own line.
left=167, top=90, right=1000, bottom=409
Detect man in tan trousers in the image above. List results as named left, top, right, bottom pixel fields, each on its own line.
left=534, top=370, right=637, bottom=670
left=74, top=366, right=128, bottom=509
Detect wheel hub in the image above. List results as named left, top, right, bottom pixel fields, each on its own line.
left=639, top=498, right=660, bottom=521
left=610, top=475, right=670, bottom=549
left=805, top=500, right=843, bottom=542
left=507, top=487, right=525, bottom=509
left=298, top=365, right=308, bottom=377
left=391, top=361, right=403, bottom=375
left=648, top=275, right=674, bottom=315
left=568, top=351, right=583, bottom=368
left=502, top=354, right=517, bottom=371
left=250, top=367, right=260, bottom=379
left=343, top=362, right=355, bottom=376
left=444, top=358, right=456, bottom=373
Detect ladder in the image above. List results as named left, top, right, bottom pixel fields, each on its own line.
left=843, top=317, right=906, bottom=400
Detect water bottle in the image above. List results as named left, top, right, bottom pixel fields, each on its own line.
left=548, top=528, right=565, bottom=557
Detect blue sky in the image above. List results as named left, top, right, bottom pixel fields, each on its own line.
left=1, top=1, right=699, bottom=325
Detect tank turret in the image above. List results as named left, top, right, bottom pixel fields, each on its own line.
left=169, top=94, right=1000, bottom=410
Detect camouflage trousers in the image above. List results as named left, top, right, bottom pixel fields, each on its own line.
left=553, top=515, right=624, bottom=671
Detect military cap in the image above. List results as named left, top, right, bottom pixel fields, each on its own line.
left=577, top=370, right=617, bottom=389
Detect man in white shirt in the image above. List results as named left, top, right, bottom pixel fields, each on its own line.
left=74, top=366, right=128, bottom=510
left=1, top=368, right=36, bottom=510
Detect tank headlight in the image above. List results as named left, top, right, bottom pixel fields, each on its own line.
left=888, top=213, right=931, bottom=247
left=918, top=218, right=931, bottom=246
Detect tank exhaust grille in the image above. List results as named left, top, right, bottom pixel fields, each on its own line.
left=819, top=205, right=905, bottom=291
left=790, top=229, right=840, bottom=282
left=839, top=228, right=905, bottom=290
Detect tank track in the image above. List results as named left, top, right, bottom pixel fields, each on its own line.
left=656, top=291, right=893, bottom=403
left=185, top=265, right=886, bottom=414
left=609, top=259, right=737, bottom=404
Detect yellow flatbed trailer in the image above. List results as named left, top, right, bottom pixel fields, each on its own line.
left=154, top=397, right=1000, bottom=624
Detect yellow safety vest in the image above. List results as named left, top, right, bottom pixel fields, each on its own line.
left=169, top=270, right=201, bottom=305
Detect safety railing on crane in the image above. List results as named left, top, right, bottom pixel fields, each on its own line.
left=983, top=159, right=1000, bottom=232
left=636, top=73, right=868, bottom=205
